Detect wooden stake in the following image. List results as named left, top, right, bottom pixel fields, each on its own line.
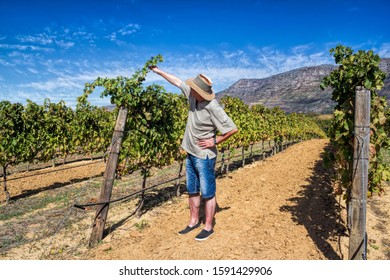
left=220, top=150, right=225, bottom=176
left=348, top=86, right=370, bottom=260
left=2, top=164, right=10, bottom=204
left=226, top=148, right=230, bottom=176
left=242, top=146, right=245, bottom=167
left=136, top=168, right=148, bottom=218
left=176, top=161, right=184, bottom=197
left=89, top=107, right=128, bottom=247
left=262, top=140, right=265, bottom=160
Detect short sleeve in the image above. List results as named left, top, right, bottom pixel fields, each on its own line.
left=209, top=101, right=237, bottom=135
left=180, top=81, right=191, bottom=99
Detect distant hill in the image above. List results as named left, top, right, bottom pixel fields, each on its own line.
left=217, top=58, right=390, bottom=114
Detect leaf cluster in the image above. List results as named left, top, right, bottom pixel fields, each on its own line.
left=219, top=96, right=326, bottom=151
left=78, top=55, right=187, bottom=177
left=321, top=45, right=389, bottom=196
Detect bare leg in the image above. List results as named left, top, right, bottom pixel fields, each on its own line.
left=204, top=196, right=216, bottom=231
left=188, top=194, right=201, bottom=226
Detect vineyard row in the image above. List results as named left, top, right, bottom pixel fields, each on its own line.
left=1, top=95, right=326, bottom=204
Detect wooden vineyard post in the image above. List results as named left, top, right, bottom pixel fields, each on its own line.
left=262, top=140, right=265, bottom=160
left=272, top=140, right=276, bottom=155
left=176, top=161, right=184, bottom=197
left=89, top=107, right=128, bottom=247
left=136, top=169, right=148, bottom=218
left=2, top=165, right=10, bottom=204
left=226, top=148, right=231, bottom=176
left=241, top=146, right=245, bottom=167
left=220, top=150, right=225, bottom=176
left=348, top=87, right=370, bottom=260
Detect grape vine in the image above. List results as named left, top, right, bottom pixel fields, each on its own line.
left=1, top=56, right=327, bottom=205
left=321, top=45, right=390, bottom=196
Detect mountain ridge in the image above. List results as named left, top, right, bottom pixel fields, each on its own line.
left=216, top=58, right=390, bottom=114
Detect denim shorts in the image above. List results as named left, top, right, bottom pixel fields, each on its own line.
left=186, top=154, right=217, bottom=199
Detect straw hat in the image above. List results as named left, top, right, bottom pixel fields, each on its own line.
left=185, top=74, right=215, bottom=101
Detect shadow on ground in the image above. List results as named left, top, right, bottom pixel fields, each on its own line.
left=103, top=182, right=230, bottom=239
left=8, top=174, right=103, bottom=202
left=103, top=144, right=290, bottom=239
left=280, top=144, right=348, bottom=260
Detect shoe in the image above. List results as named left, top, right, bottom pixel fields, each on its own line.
left=195, top=229, right=214, bottom=241
left=178, top=221, right=201, bottom=235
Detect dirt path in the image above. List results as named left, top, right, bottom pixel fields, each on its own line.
left=1, top=139, right=388, bottom=260
left=1, top=160, right=105, bottom=202
left=84, top=139, right=375, bottom=260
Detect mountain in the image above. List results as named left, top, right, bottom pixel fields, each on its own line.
left=217, top=58, right=390, bottom=114
left=380, top=58, right=390, bottom=102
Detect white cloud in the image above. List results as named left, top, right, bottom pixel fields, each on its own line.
left=107, top=32, right=118, bottom=42
left=17, top=31, right=76, bottom=50
left=56, top=40, right=75, bottom=49
left=0, top=43, right=341, bottom=107
left=222, top=50, right=244, bottom=59
left=0, top=43, right=53, bottom=52
left=72, top=30, right=96, bottom=45
left=106, top=23, right=141, bottom=45
left=0, top=58, right=14, bottom=67
left=378, top=43, right=390, bottom=58
left=17, top=34, right=54, bottom=45
left=291, top=44, right=313, bottom=55
left=27, top=68, right=39, bottom=74
left=118, top=24, right=140, bottom=36
left=20, top=78, right=83, bottom=92
left=146, top=46, right=331, bottom=93
left=243, top=46, right=333, bottom=76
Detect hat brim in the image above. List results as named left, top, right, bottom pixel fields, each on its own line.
left=186, top=78, right=215, bottom=101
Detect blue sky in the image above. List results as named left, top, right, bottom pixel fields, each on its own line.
left=0, top=0, right=389, bottom=107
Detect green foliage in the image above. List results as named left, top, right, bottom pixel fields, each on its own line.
left=80, top=55, right=163, bottom=109
left=219, top=96, right=326, bottom=153
left=22, top=100, right=46, bottom=161
left=220, top=96, right=255, bottom=149
left=1, top=54, right=328, bottom=204
left=74, top=101, right=115, bottom=157
left=134, top=219, right=149, bottom=231
left=1, top=100, right=46, bottom=203
left=79, top=55, right=186, bottom=176
left=321, top=45, right=389, bottom=196
left=40, top=99, right=75, bottom=161
left=0, top=99, right=117, bottom=203
left=0, top=101, right=26, bottom=168
left=308, top=114, right=333, bottom=138
left=120, top=85, right=187, bottom=173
